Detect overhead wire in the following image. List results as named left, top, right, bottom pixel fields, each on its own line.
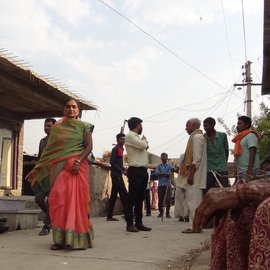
left=143, top=90, right=232, bottom=122
left=221, top=89, right=235, bottom=118
left=93, top=89, right=234, bottom=133
left=96, top=0, right=229, bottom=91
left=241, top=0, right=248, bottom=62
left=94, top=0, right=257, bottom=154
left=220, top=0, right=236, bottom=81
left=149, top=90, right=238, bottom=151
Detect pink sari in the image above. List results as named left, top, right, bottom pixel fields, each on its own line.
left=49, top=157, right=93, bottom=249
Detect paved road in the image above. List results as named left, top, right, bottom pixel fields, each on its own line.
left=0, top=211, right=211, bottom=270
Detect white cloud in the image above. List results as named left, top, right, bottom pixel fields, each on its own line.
left=42, top=0, right=103, bottom=25
left=122, top=0, right=263, bottom=28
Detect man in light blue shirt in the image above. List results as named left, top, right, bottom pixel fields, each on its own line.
left=156, top=153, right=173, bottom=218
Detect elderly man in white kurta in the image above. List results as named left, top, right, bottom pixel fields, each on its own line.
left=178, top=118, right=207, bottom=233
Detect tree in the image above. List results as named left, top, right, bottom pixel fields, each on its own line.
left=253, top=102, right=270, bottom=162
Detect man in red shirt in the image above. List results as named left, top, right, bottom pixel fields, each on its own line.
left=107, top=133, right=128, bottom=221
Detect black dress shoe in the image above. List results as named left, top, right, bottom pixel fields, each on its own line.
left=135, top=224, right=152, bottom=231
left=126, top=225, right=139, bottom=232
left=106, top=217, right=119, bottom=221
left=178, top=216, right=184, bottom=222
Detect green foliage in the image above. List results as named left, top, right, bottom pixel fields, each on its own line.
left=253, top=102, right=270, bottom=161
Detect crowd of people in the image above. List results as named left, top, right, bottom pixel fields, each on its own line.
left=193, top=116, right=270, bottom=270
left=26, top=105, right=270, bottom=269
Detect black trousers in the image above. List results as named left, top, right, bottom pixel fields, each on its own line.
left=203, top=171, right=229, bottom=195
left=126, top=166, right=148, bottom=226
left=158, top=185, right=171, bottom=215
left=107, top=175, right=128, bottom=218
left=144, top=189, right=151, bottom=215
left=35, top=192, right=50, bottom=228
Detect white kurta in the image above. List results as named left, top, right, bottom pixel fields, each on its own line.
left=175, top=131, right=207, bottom=227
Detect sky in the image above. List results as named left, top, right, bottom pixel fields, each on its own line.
left=0, top=0, right=267, bottom=160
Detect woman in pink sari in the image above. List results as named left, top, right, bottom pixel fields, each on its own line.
left=26, top=98, right=94, bottom=250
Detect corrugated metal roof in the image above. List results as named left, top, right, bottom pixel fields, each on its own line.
left=0, top=50, right=98, bottom=120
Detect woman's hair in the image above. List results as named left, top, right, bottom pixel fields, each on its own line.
left=63, top=98, right=80, bottom=110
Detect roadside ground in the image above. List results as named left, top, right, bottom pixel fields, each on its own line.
left=0, top=210, right=211, bottom=270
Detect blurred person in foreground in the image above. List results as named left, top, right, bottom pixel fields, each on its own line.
left=193, top=180, right=270, bottom=270
left=26, top=98, right=94, bottom=250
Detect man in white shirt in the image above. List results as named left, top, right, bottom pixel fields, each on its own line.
left=125, top=117, right=152, bottom=232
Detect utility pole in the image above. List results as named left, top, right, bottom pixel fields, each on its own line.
left=234, top=61, right=261, bottom=118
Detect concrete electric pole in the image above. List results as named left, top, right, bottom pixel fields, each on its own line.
left=233, top=61, right=261, bottom=118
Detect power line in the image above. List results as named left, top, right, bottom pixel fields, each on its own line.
left=94, top=88, right=243, bottom=135
left=143, top=90, right=231, bottom=121
left=96, top=0, right=229, bottom=91
left=241, top=0, right=248, bottom=61
left=220, top=0, right=236, bottom=81
left=149, top=132, right=186, bottom=152
left=149, top=90, right=238, bottom=151
left=221, top=89, right=235, bottom=118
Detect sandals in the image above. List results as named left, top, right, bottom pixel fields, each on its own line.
left=50, top=244, right=64, bottom=250
left=38, top=228, right=50, bottom=236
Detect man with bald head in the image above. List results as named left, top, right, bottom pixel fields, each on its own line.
left=176, top=118, right=207, bottom=233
